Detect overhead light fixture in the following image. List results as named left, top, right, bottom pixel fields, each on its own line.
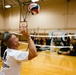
left=5, top=5, right=11, bottom=8
left=31, top=0, right=39, bottom=2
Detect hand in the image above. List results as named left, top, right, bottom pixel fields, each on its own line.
left=19, top=21, right=30, bottom=39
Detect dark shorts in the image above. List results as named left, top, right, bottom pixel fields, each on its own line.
left=60, top=48, right=70, bottom=52
left=70, top=51, right=76, bottom=56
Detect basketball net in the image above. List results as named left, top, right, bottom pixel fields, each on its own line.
left=17, top=0, right=30, bottom=23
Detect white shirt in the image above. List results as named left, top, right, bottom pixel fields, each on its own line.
left=0, top=48, right=28, bottom=75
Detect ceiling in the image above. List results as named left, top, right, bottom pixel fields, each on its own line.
left=0, top=0, right=74, bottom=8
left=0, top=0, right=66, bottom=8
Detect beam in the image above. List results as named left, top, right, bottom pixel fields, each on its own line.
left=1, top=0, right=5, bottom=9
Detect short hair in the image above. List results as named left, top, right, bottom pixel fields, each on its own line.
left=3, top=33, right=13, bottom=43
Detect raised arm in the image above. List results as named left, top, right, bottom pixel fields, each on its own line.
left=27, top=37, right=38, bottom=60
left=20, top=21, right=38, bottom=60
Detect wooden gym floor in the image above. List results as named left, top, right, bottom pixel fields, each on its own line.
left=0, top=43, right=76, bottom=75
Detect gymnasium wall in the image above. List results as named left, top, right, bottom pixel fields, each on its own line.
left=27, top=0, right=76, bottom=33
left=0, top=0, right=76, bottom=34
left=4, top=7, right=20, bottom=32
left=0, top=9, right=4, bottom=31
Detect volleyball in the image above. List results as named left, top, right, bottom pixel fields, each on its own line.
left=28, top=3, right=40, bottom=15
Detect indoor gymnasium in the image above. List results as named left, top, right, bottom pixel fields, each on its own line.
left=0, top=0, right=76, bottom=75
